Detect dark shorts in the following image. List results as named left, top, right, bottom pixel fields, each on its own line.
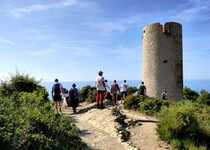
left=112, top=93, right=118, bottom=100
left=105, top=92, right=112, bottom=100
left=53, top=94, right=62, bottom=102
left=70, top=98, right=79, bottom=108
left=121, top=91, right=128, bottom=97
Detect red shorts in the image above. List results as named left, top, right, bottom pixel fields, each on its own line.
left=96, top=91, right=105, bottom=103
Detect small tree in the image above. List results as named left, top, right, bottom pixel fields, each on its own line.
left=127, top=86, right=138, bottom=95
left=197, top=90, right=210, bottom=105
left=183, top=87, right=199, bottom=101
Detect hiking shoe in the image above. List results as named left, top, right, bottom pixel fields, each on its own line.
left=96, top=104, right=100, bottom=109
left=100, top=105, right=105, bottom=109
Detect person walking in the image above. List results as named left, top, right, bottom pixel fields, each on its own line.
left=69, top=83, right=79, bottom=113
left=104, top=80, right=112, bottom=103
left=121, top=80, right=128, bottom=100
left=96, top=71, right=106, bottom=109
left=52, top=79, right=63, bottom=113
left=111, top=80, right=120, bottom=106
left=139, top=81, right=146, bottom=99
left=161, top=89, right=168, bottom=100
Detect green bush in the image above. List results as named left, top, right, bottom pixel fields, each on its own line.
left=139, top=98, right=170, bottom=115
left=0, top=73, right=48, bottom=100
left=197, top=90, right=210, bottom=105
left=127, top=86, right=138, bottom=95
left=86, top=88, right=97, bottom=103
left=157, top=101, right=210, bottom=150
left=111, top=107, right=121, bottom=116
left=183, top=87, right=199, bottom=101
left=79, top=86, right=91, bottom=101
left=112, top=107, right=130, bottom=142
left=123, top=95, right=140, bottom=110
left=80, top=85, right=96, bottom=103
left=0, top=73, right=87, bottom=150
left=124, top=96, right=171, bottom=115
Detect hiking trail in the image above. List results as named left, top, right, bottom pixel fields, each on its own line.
left=63, top=102, right=171, bottom=150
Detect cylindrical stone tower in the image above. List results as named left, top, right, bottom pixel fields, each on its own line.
left=142, top=22, right=183, bottom=100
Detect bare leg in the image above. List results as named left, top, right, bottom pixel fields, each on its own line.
left=99, top=93, right=103, bottom=108
left=112, top=94, right=116, bottom=106
left=59, top=101, right=62, bottom=113
left=55, top=102, right=59, bottom=114
left=96, top=92, right=100, bottom=108
left=73, top=107, right=76, bottom=113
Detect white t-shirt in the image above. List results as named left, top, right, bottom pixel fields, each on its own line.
left=121, top=83, right=128, bottom=92
left=96, top=75, right=106, bottom=91
left=105, top=82, right=110, bottom=92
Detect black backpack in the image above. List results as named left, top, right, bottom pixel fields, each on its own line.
left=54, top=84, right=61, bottom=95
left=139, top=85, right=146, bottom=95
left=69, top=88, right=79, bottom=100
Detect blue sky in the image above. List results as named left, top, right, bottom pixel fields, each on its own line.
left=0, top=0, right=210, bottom=81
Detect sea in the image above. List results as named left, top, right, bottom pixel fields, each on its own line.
left=42, top=80, right=210, bottom=93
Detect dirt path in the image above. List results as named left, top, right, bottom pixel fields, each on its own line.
left=63, top=103, right=170, bottom=150
left=64, top=103, right=129, bottom=150
left=121, top=109, right=170, bottom=150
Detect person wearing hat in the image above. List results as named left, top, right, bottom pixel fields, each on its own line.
left=96, top=71, right=106, bottom=109
left=69, top=83, right=79, bottom=113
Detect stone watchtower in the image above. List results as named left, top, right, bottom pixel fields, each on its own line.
left=142, top=22, right=183, bottom=100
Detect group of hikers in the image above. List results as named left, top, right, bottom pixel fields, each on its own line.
left=51, top=79, right=80, bottom=113
left=95, top=71, right=130, bottom=109
left=51, top=71, right=168, bottom=113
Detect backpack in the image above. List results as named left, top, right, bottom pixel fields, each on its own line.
left=54, top=83, right=61, bottom=95
left=161, top=92, right=167, bottom=100
left=69, top=88, right=79, bottom=100
left=112, top=84, right=120, bottom=94
left=139, top=85, right=146, bottom=95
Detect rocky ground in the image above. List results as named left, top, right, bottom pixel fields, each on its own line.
left=63, top=102, right=171, bottom=150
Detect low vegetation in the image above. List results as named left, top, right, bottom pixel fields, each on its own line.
left=127, top=86, right=138, bottom=95
left=123, top=87, right=210, bottom=150
left=0, top=73, right=87, bottom=150
left=183, top=87, right=199, bottom=101
left=79, top=85, right=97, bottom=103
left=111, top=107, right=130, bottom=142
left=123, top=95, right=171, bottom=115
left=123, top=95, right=140, bottom=110
left=157, top=102, right=210, bottom=150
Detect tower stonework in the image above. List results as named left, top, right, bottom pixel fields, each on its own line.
left=142, top=22, right=183, bottom=100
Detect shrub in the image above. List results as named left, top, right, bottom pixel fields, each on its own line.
left=124, top=96, right=171, bottom=115
left=80, top=86, right=96, bottom=103
left=183, top=87, right=199, bottom=101
left=139, top=98, right=170, bottom=115
left=112, top=107, right=130, bottom=142
left=86, top=88, right=97, bottom=103
left=79, top=86, right=91, bottom=101
left=123, top=95, right=140, bottom=110
left=0, top=73, right=48, bottom=99
left=0, top=73, right=87, bottom=150
left=197, top=90, right=210, bottom=105
left=127, top=87, right=138, bottom=95
left=111, top=107, right=121, bottom=116
left=157, top=101, right=210, bottom=149
left=120, top=129, right=130, bottom=142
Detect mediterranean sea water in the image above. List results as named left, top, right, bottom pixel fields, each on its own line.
left=42, top=80, right=210, bottom=93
